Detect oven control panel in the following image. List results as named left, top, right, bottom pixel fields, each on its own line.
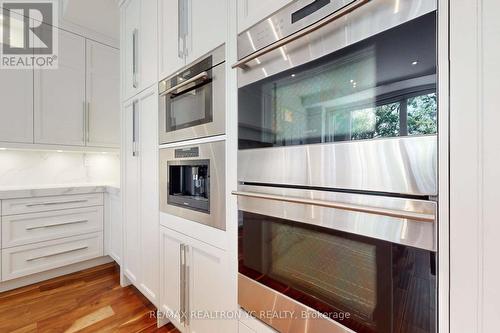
left=174, top=147, right=200, bottom=158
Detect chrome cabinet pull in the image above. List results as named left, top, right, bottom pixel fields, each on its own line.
left=26, top=246, right=89, bottom=261
left=185, top=257, right=190, bottom=326
left=132, top=28, right=139, bottom=88
left=232, top=0, right=370, bottom=69
left=159, top=71, right=209, bottom=96
left=86, top=101, right=91, bottom=143
left=178, top=0, right=184, bottom=59
left=26, top=200, right=88, bottom=207
left=232, top=191, right=435, bottom=223
left=26, top=219, right=88, bottom=231
left=132, top=100, right=139, bottom=157
left=179, top=243, right=186, bottom=325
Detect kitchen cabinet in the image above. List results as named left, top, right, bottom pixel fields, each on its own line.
left=159, top=225, right=229, bottom=332
left=122, top=86, right=159, bottom=306
left=158, top=0, right=227, bottom=79
left=237, top=0, right=294, bottom=33
left=86, top=40, right=120, bottom=148
left=105, top=191, right=122, bottom=264
left=121, top=0, right=158, bottom=101
left=34, top=26, right=86, bottom=146
left=0, top=69, right=34, bottom=144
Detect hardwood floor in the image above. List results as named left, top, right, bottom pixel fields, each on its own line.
left=0, top=263, right=180, bottom=333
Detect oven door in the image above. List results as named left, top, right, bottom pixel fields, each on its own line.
left=236, top=186, right=437, bottom=333
left=237, top=0, right=438, bottom=196
left=159, top=62, right=226, bottom=144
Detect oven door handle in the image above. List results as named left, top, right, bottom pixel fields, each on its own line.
left=232, top=190, right=435, bottom=223
left=232, top=0, right=370, bottom=69
left=159, top=71, right=209, bottom=97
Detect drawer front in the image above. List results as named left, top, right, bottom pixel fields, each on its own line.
left=2, top=206, right=104, bottom=248
left=2, top=193, right=103, bottom=216
left=2, top=232, right=103, bottom=281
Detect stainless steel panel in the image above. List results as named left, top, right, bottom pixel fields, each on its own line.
left=237, top=0, right=436, bottom=87
left=160, top=141, right=226, bottom=230
left=235, top=184, right=436, bottom=251
left=239, top=135, right=437, bottom=196
left=239, top=274, right=352, bottom=333
left=159, top=45, right=226, bottom=144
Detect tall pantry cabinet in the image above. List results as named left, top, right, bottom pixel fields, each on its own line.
left=120, top=0, right=159, bottom=307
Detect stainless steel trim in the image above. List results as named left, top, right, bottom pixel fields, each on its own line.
left=26, top=246, right=89, bottom=262
left=132, top=28, right=139, bottom=88
left=26, top=200, right=89, bottom=207
left=159, top=141, right=226, bottom=230
left=233, top=190, right=434, bottom=222
left=238, top=136, right=437, bottom=196
left=26, top=219, right=88, bottom=231
left=236, top=184, right=436, bottom=251
left=239, top=274, right=351, bottom=333
left=232, top=0, right=370, bottom=69
left=160, top=71, right=209, bottom=96
left=180, top=243, right=186, bottom=325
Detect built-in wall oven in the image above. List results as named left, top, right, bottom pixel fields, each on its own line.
left=235, top=0, right=438, bottom=332
left=160, top=141, right=225, bottom=230
left=159, top=45, right=225, bottom=144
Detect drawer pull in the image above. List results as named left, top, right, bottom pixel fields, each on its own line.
left=26, top=200, right=89, bottom=207
left=25, top=219, right=88, bottom=231
left=26, top=246, right=89, bottom=262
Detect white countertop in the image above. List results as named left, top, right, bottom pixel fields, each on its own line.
left=0, top=183, right=120, bottom=199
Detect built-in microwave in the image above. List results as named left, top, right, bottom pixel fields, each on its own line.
left=159, top=141, right=225, bottom=230
left=159, top=45, right=225, bottom=144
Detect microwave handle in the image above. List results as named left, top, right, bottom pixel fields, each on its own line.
left=159, top=71, right=209, bottom=96
left=232, top=0, right=370, bottom=69
left=232, top=190, right=435, bottom=223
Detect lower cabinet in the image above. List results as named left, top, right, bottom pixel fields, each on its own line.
left=159, top=225, right=229, bottom=333
left=122, top=85, right=159, bottom=306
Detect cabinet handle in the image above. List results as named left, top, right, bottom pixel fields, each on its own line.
left=132, top=28, right=139, bottom=88
left=26, top=246, right=89, bottom=261
left=26, top=219, right=88, bottom=231
left=132, top=100, right=139, bottom=157
left=185, top=260, right=190, bottom=326
left=86, top=101, right=91, bottom=143
left=179, top=243, right=186, bottom=325
left=26, top=200, right=89, bottom=207
left=83, top=101, right=86, bottom=143
left=177, top=0, right=184, bottom=58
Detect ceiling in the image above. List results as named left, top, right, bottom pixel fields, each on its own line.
left=61, top=0, right=119, bottom=40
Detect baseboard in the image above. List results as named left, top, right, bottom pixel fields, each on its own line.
left=0, top=256, right=114, bottom=293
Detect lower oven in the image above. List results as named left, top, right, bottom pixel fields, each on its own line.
left=159, top=141, right=225, bottom=230
left=237, top=185, right=437, bottom=333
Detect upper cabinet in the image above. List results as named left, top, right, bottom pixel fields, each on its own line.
left=121, top=0, right=158, bottom=101
left=158, top=0, right=227, bottom=79
left=34, top=27, right=87, bottom=146
left=237, top=0, right=294, bottom=33
left=86, top=40, right=120, bottom=147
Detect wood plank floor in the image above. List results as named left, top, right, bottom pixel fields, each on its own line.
left=0, top=263, right=181, bottom=333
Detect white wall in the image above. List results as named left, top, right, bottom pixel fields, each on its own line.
left=0, top=149, right=120, bottom=187
left=450, top=0, right=500, bottom=332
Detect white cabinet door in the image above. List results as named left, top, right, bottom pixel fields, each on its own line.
left=160, top=226, right=189, bottom=332
left=121, top=0, right=141, bottom=100
left=0, top=69, right=33, bottom=143
left=137, top=87, right=159, bottom=306
left=187, top=0, right=227, bottom=62
left=121, top=0, right=157, bottom=100
left=0, top=10, right=33, bottom=144
left=34, top=26, right=86, bottom=146
left=86, top=40, right=120, bottom=148
left=122, top=98, right=140, bottom=285
left=237, top=0, right=294, bottom=33
left=158, top=0, right=185, bottom=78
left=188, top=237, right=229, bottom=333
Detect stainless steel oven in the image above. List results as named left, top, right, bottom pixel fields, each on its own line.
left=159, top=45, right=225, bottom=144
left=234, top=0, right=438, bottom=332
left=160, top=141, right=225, bottom=230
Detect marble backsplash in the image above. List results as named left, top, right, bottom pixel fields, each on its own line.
left=0, top=149, right=120, bottom=187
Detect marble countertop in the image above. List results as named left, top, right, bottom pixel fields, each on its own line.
left=0, top=183, right=120, bottom=200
